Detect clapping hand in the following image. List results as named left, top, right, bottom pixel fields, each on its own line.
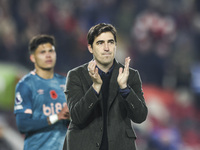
left=88, top=60, right=102, bottom=94
left=117, top=57, right=131, bottom=89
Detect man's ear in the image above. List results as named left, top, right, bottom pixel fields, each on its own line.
left=30, top=54, right=35, bottom=63
left=88, top=44, right=93, bottom=54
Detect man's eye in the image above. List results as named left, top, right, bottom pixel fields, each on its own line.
left=97, top=42, right=103, bottom=45
left=109, top=40, right=114, bottom=44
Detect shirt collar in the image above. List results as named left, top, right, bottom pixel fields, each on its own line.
left=97, top=61, right=115, bottom=76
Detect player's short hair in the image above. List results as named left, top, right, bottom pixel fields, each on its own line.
left=29, top=34, right=56, bottom=54
left=87, top=23, right=117, bottom=47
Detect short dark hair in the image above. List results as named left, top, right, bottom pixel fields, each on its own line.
left=87, top=23, right=117, bottom=47
left=29, top=34, right=56, bottom=54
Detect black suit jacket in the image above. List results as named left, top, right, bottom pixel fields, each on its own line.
left=63, top=60, right=148, bottom=150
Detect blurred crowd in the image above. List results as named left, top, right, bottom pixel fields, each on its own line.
left=0, top=0, right=200, bottom=149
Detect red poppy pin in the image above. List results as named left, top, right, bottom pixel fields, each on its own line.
left=50, top=90, right=58, bottom=99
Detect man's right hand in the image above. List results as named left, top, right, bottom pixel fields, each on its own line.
left=88, top=60, right=102, bottom=94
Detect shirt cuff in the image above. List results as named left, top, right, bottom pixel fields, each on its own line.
left=119, top=86, right=130, bottom=98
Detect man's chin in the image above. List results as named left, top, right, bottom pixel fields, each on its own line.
left=101, top=60, right=113, bottom=66
left=41, top=67, right=53, bottom=71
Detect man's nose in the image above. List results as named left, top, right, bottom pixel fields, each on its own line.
left=46, top=52, right=51, bottom=57
left=104, top=43, right=109, bottom=51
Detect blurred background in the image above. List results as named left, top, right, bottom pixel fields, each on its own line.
left=0, top=0, right=200, bottom=149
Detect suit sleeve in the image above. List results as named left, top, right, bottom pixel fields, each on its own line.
left=65, top=70, right=101, bottom=127
left=123, top=70, right=148, bottom=123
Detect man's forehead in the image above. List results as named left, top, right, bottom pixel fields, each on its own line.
left=38, top=43, right=55, bottom=49
left=95, top=32, right=114, bottom=41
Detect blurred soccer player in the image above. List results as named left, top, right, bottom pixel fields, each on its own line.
left=14, top=34, right=70, bottom=150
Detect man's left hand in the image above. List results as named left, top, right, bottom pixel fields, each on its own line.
left=117, top=57, right=131, bottom=89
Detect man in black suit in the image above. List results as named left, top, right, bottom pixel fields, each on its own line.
left=63, top=23, right=148, bottom=150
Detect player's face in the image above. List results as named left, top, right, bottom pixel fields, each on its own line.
left=31, top=43, right=56, bottom=71
left=88, top=32, right=116, bottom=68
